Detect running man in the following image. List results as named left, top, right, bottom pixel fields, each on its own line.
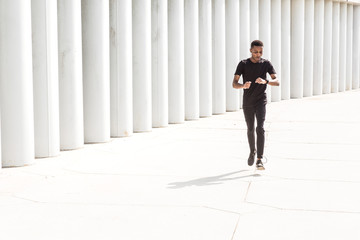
left=232, top=40, right=280, bottom=170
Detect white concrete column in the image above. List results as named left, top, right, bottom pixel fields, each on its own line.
left=323, top=0, right=332, bottom=94
left=271, top=0, right=281, bottom=102
left=239, top=0, right=250, bottom=108
left=31, top=0, right=60, bottom=158
left=250, top=0, right=259, bottom=41
left=331, top=2, right=340, bottom=93
left=339, top=3, right=347, bottom=92
left=168, top=0, right=185, bottom=123
left=133, top=0, right=152, bottom=131
left=346, top=4, right=353, bottom=91
left=0, top=0, right=35, bottom=167
left=281, top=0, right=291, bottom=100
left=290, top=0, right=304, bottom=98
left=303, top=0, right=314, bottom=97
left=212, top=0, right=226, bottom=114
left=225, top=0, right=239, bottom=111
left=259, top=0, right=271, bottom=101
left=184, top=0, right=199, bottom=119
left=313, top=0, right=324, bottom=95
left=199, top=0, right=213, bottom=117
left=110, top=0, right=133, bottom=136
left=353, top=5, right=360, bottom=89
left=152, top=0, right=168, bottom=127
left=58, top=0, right=84, bottom=150
left=82, top=0, right=110, bottom=143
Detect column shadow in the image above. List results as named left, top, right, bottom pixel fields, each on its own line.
left=167, top=170, right=261, bottom=189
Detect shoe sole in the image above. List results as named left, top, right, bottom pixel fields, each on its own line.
left=256, top=166, right=265, bottom=170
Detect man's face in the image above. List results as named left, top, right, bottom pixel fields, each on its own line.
left=250, top=46, right=263, bottom=62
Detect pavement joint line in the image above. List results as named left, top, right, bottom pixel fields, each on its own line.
left=246, top=201, right=360, bottom=215
left=231, top=215, right=241, bottom=240
left=243, top=181, right=252, bottom=203
left=59, top=168, right=263, bottom=185
left=244, top=201, right=360, bottom=215
left=202, top=206, right=242, bottom=216
left=267, top=140, right=360, bottom=146
left=266, top=156, right=360, bottom=162
left=3, top=196, right=258, bottom=218
left=2, top=167, right=79, bottom=177
left=243, top=169, right=257, bottom=202
left=175, top=127, right=245, bottom=131
left=11, top=195, right=41, bottom=204
left=17, top=170, right=64, bottom=178
left=61, top=168, right=243, bottom=180
left=6, top=198, right=246, bottom=212
left=268, top=120, right=360, bottom=124
left=252, top=174, right=360, bottom=184
left=5, top=166, right=360, bottom=184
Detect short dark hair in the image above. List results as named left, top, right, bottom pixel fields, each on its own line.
left=251, top=40, right=264, bottom=48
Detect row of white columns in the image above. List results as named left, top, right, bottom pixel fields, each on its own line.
left=0, top=0, right=360, bottom=167
left=290, top=0, right=360, bottom=98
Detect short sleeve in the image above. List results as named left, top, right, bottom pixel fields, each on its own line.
left=267, top=61, right=276, bottom=75
left=234, top=61, right=243, bottom=76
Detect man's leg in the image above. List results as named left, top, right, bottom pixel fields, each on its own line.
left=243, top=106, right=256, bottom=153
left=255, top=103, right=266, bottom=159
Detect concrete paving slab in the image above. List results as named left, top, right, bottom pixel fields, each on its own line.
left=246, top=179, right=360, bottom=212
left=0, top=204, right=239, bottom=240
left=266, top=142, right=357, bottom=162
left=262, top=158, right=360, bottom=182
left=14, top=173, right=250, bottom=208
left=233, top=210, right=360, bottom=240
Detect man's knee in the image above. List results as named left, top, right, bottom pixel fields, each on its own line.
left=247, top=128, right=255, bottom=135
left=256, top=126, right=264, bottom=135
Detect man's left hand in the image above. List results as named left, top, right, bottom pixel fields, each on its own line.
left=255, top=77, right=267, bottom=84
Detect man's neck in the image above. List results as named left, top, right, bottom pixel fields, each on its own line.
left=250, top=57, right=260, bottom=63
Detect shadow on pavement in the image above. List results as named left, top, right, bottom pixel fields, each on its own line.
left=168, top=170, right=261, bottom=189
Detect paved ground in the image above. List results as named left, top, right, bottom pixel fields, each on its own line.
left=1, top=90, right=360, bottom=240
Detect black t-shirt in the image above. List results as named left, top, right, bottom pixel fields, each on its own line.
left=234, top=58, right=276, bottom=107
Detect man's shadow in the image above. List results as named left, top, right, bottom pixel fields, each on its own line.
left=168, top=170, right=261, bottom=189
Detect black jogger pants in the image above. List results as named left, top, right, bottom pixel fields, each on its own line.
left=243, top=103, right=266, bottom=159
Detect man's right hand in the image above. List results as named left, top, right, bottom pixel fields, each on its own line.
left=244, top=81, right=251, bottom=89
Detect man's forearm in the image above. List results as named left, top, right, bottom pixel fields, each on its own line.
left=233, top=82, right=245, bottom=89
left=268, top=78, right=280, bottom=86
